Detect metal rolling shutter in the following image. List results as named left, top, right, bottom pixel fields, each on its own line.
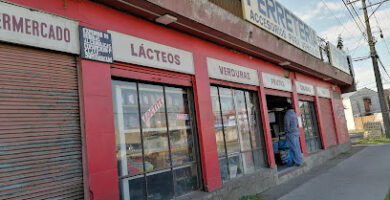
left=319, top=98, right=337, bottom=147
left=0, top=43, right=84, bottom=199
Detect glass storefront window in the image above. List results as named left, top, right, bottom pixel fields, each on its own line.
left=299, top=101, right=322, bottom=154
left=210, top=86, right=267, bottom=182
left=113, top=80, right=200, bottom=199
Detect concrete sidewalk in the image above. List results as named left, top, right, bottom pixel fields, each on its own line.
left=265, top=144, right=390, bottom=200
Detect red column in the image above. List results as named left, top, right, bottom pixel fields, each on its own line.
left=192, top=55, right=222, bottom=191
left=314, top=95, right=328, bottom=150
left=330, top=89, right=341, bottom=144
left=80, top=60, right=119, bottom=199
left=290, top=73, right=308, bottom=157
left=257, top=71, right=276, bottom=168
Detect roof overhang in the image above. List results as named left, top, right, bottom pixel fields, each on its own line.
left=93, top=0, right=354, bottom=88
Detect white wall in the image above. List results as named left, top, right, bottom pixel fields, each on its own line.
left=343, top=98, right=356, bottom=130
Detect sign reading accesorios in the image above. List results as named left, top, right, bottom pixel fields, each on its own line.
left=242, top=0, right=321, bottom=59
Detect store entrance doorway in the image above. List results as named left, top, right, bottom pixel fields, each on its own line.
left=265, top=95, right=294, bottom=172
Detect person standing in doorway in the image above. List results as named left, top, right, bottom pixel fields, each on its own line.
left=284, top=103, right=303, bottom=166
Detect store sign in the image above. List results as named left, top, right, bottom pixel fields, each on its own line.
left=242, top=0, right=321, bottom=59
left=108, top=30, right=195, bottom=74
left=79, top=26, right=113, bottom=63
left=142, top=97, right=164, bottom=123
left=207, top=57, right=259, bottom=86
left=296, top=81, right=314, bottom=96
left=317, top=86, right=331, bottom=98
left=262, top=72, right=292, bottom=92
left=0, top=2, right=79, bottom=54
left=328, top=43, right=350, bottom=74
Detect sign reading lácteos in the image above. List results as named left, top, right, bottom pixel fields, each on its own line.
left=108, top=30, right=195, bottom=74
left=262, top=72, right=292, bottom=92
left=207, top=57, right=259, bottom=86
left=0, top=2, right=79, bottom=54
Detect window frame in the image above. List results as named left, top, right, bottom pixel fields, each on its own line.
left=211, top=85, right=267, bottom=182
left=112, top=78, right=202, bottom=199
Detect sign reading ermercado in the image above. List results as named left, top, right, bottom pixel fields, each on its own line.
left=79, top=26, right=113, bottom=63
left=242, top=0, right=321, bottom=59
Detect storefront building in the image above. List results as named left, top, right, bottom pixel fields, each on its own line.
left=0, top=0, right=352, bottom=199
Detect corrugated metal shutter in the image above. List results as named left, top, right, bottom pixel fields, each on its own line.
left=0, top=43, right=84, bottom=199
left=319, top=98, right=337, bottom=147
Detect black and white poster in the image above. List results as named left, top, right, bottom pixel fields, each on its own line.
left=79, top=26, right=113, bottom=63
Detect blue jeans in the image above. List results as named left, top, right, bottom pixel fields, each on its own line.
left=286, top=132, right=303, bottom=165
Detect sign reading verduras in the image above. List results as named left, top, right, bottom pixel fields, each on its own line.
left=79, top=26, right=113, bottom=63
left=328, top=43, right=350, bottom=74
left=207, top=57, right=259, bottom=86
left=296, top=81, right=314, bottom=96
left=0, top=2, right=79, bottom=54
left=317, top=86, right=331, bottom=98
left=242, top=0, right=321, bottom=58
left=262, top=72, right=292, bottom=92
left=108, top=30, right=195, bottom=74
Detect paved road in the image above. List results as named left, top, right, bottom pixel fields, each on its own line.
left=277, top=144, right=390, bottom=200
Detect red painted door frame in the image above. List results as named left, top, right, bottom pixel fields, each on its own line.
left=291, top=73, right=308, bottom=157
left=315, top=96, right=328, bottom=150
left=257, top=71, right=276, bottom=168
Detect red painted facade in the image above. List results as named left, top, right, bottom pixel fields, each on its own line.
left=5, top=0, right=351, bottom=199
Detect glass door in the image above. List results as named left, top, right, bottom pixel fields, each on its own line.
left=299, top=101, right=322, bottom=153
left=210, top=86, right=267, bottom=183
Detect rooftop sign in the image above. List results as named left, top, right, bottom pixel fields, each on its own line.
left=242, top=0, right=321, bottom=59
left=328, top=43, right=350, bottom=74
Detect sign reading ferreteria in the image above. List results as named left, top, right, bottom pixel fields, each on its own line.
left=242, top=0, right=321, bottom=59
left=262, top=72, right=292, bottom=92
left=296, top=81, right=314, bottom=96
left=207, top=57, right=259, bottom=86
left=0, top=1, right=79, bottom=54
left=108, top=30, right=195, bottom=74
left=317, top=86, right=331, bottom=98
left=79, top=26, right=113, bottom=63
left=328, top=43, right=350, bottom=74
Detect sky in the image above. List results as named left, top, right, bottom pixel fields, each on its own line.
left=277, top=0, right=390, bottom=91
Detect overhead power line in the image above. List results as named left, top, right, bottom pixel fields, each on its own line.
left=342, top=0, right=369, bottom=41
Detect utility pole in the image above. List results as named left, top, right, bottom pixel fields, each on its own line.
left=361, top=0, right=390, bottom=138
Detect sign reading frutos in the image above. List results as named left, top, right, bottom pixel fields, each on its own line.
left=242, top=0, right=321, bottom=59
left=0, top=1, right=79, bottom=54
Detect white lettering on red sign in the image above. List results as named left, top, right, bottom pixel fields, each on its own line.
left=142, top=97, right=164, bottom=123
left=207, top=57, right=259, bottom=86
left=0, top=2, right=79, bottom=54
left=109, top=30, right=195, bottom=74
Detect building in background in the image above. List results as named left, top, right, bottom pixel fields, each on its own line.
left=342, top=88, right=383, bottom=131
left=0, top=0, right=353, bottom=199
